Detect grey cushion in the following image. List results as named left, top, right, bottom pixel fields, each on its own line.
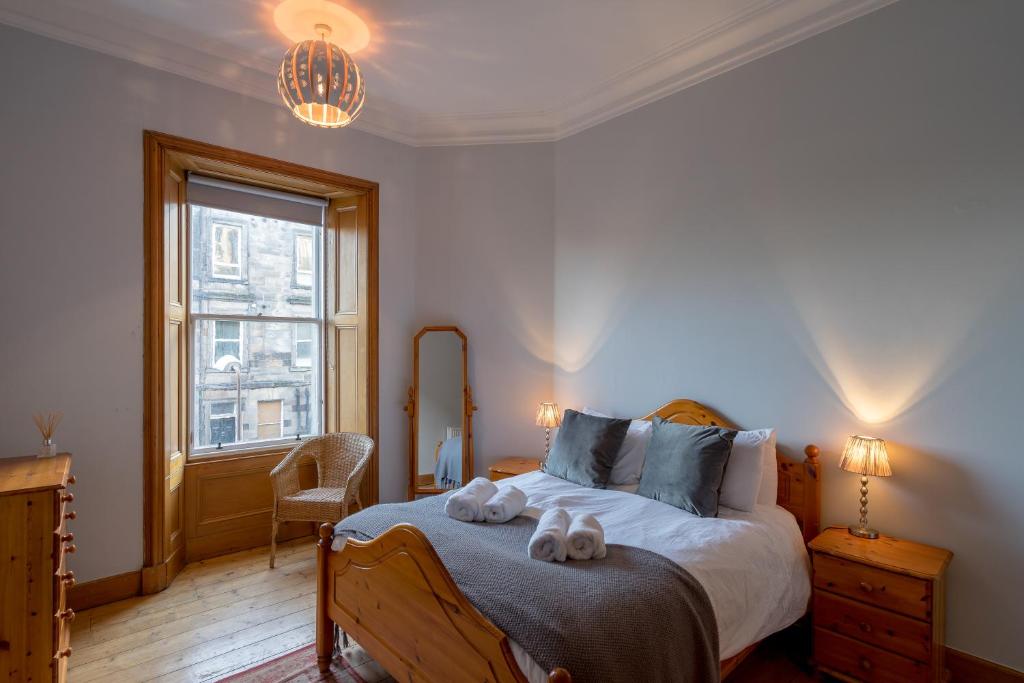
left=542, top=409, right=630, bottom=488
left=636, top=417, right=736, bottom=517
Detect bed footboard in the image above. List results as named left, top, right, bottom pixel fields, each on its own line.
left=316, top=523, right=571, bottom=683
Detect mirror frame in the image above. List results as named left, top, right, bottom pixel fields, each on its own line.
left=405, top=326, right=477, bottom=499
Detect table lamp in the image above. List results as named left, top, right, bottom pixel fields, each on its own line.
left=839, top=435, right=892, bottom=539
left=535, top=402, right=561, bottom=459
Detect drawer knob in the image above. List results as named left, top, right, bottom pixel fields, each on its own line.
left=59, top=609, right=75, bottom=622
left=60, top=533, right=74, bottom=544
left=56, top=647, right=72, bottom=659
left=858, top=621, right=873, bottom=633
left=65, top=510, right=77, bottom=520
left=64, top=543, right=77, bottom=554
left=67, top=474, right=76, bottom=485
left=61, top=492, right=74, bottom=503
left=859, top=657, right=872, bottom=671
left=859, top=581, right=874, bottom=593
left=61, top=571, right=76, bottom=587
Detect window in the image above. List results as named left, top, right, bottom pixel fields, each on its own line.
left=209, top=401, right=237, bottom=446
left=293, top=323, right=314, bottom=368
left=295, top=234, right=313, bottom=288
left=213, top=320, right=242, bottom=365
left=190, top=199, right=324, bottom=453
left=257, top=400, right=284, bottom=439
left=212, top=222, right=242, bottom=279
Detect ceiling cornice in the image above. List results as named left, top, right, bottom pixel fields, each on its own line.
left=0, top=0, right=897, bottom=147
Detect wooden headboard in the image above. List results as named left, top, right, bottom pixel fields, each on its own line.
left=640, top=399, right=821, bottom=545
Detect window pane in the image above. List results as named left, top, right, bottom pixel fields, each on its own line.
left=190, top=205, right=320, bottom=317
left=193, top=319, right=321, bottom=450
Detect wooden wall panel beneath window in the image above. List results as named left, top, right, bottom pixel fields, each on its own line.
left=184, top=452, right=317, bottom=562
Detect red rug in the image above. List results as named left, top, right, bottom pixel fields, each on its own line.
left=218, top=643, right=381, bottom=683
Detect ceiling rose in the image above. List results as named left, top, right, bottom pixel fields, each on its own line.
left=274, top=1, right=368, bottom=129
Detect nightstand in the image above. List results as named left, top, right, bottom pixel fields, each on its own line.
left=488, top=457, right=541, bottom=481
left=809, top=527, right=952, bottom=683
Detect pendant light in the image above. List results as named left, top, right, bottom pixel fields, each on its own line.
left=278, top=23, right=365, bottom=128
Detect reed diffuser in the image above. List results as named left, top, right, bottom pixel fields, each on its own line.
left=33, top=411, right=63, bottom=458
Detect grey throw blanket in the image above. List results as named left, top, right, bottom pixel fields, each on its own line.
left=334, top=494, right=720, bottom=683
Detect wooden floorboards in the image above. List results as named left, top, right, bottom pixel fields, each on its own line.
left=70, top=537, right=330, bottom=682
left=72, top=536, right=814, bottom=682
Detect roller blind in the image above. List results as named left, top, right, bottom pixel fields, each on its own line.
left=187, top=173, right=326, bottom=226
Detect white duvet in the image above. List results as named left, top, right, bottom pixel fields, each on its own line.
left=502, top=471, right=810, bottom=681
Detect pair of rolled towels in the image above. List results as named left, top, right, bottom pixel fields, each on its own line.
left=528, top=508, right=607, bottom=562
left=444, top=477, right=528, bottom=524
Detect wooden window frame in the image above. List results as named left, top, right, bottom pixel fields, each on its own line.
left=143, top=130, right=379, bottom=592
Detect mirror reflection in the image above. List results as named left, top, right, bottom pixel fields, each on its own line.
left=407, top=327, right=474, bottom=496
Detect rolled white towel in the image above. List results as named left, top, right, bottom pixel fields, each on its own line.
left=566, top=513, right=607, bottom=560
left=444, top=477, right=498, bottom=522
left=483, top=485, right=528, bottom=523
left=528, top=508, right=570, bottom=562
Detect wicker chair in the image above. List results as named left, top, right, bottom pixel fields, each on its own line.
left=269, top=433, right=375, bottom=568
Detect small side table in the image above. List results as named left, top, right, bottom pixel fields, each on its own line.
left=488, top=457, right=541, bottom=481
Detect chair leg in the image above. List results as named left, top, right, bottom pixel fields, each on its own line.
left=270, top=510, right=279, bottom=569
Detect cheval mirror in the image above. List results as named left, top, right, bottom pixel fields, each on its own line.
left=405, top=326, right=477, bottom=498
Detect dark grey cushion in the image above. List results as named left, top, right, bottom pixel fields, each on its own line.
left=636, top=417, right=736, bottom=517
left=542, top=409, right=630, bottom=488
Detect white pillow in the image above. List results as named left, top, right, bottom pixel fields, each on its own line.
left=719, top=430, right=770, bottom=512
left=750, top=428, right=778, bottom=506
left=581, top=407, right=652, bottom=486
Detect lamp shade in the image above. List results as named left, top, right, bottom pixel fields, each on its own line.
left=278, top=38, right=365, bottom=128
left=839, top=435, right=892, bottom=477
left=535, top=402, right=561, bottom=429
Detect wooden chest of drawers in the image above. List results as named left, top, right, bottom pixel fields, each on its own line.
left=0, top=454, right=76, bottom=683
left=810, top=527, right=952, bottom=683
left=488, top=457, right=541, bottom=481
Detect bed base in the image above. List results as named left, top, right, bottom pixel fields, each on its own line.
left=316, top=399, right=821, bottom=682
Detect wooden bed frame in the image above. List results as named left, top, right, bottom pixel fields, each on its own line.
left=316, top=399, right=821, bottom=682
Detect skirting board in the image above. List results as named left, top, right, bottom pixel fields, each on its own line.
left=947, top=648, right=1024, bottom=683
left=69, top=570, right=142, bottom=611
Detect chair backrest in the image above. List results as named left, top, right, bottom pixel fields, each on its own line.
left=302, top=433, right=375, bottom=489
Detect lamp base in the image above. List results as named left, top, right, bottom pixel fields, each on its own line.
left=848, top=525, right=880, bottom=539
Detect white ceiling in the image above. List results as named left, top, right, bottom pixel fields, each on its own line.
left=0, top=0, right=895, bottom=145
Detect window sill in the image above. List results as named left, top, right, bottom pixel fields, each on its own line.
left=187, top=440, right=304, bottom=464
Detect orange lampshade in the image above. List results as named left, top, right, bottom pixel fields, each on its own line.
left=535, top=402, right=561, bottom=429
left=839, top=435, right=892, bottom=477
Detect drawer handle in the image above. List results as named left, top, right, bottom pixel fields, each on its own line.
left=859, top=581, right=874, bottom=593
left=60, top=533, right=75, bottom=544
left=61, top=492, right=74, bottom=503
left=64, top=543, right=77, bottom=554
left=858, top=622, right=873, bottom=633
left=65, top=510, right=77, bottom=520
left=58, top=609, right=75, bottom=622
left=67, top=475, right=76, bottom=485
left=859, top=657, right=872, bottom=671
left=56, top=647, right=72, bottom=659
left=61, top=571, right=76, bottom=587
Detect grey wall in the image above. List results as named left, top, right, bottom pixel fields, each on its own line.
left=552, top=0, right=1024, bottom=668
left=0, top=24, right=418, bottom=581
left=415, top=145, right=555, bottom=472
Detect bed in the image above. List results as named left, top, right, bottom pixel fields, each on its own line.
left=315, top=399, right=821, bottom=682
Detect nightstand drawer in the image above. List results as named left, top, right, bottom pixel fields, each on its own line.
left=814, top=591, right=931, bottom=661
left=814, top=553, right=932, bottom=620
left=815, top=628, right=929, bottom=683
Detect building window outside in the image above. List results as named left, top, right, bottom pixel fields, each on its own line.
left=209, top=400, right=237, bottom=446
left=212, top=222, right=242, bottom=279
left=295, top=233, right=313, bottom=288
left=190, top=203, right=323, bottom=454
left=257, top=399, right=284, bottom=440
left=213, top=320, right=242, bottom=366
left=293, top=323, right=314, bottom=368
